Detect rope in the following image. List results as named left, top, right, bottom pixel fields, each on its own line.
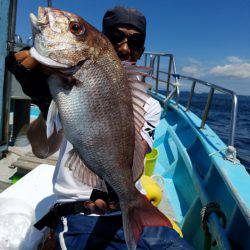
left=208, top=147, right=228, bottom=157
left=209, top=146, right=240, bottom=164
left=200, top=202, right=227, bottom=250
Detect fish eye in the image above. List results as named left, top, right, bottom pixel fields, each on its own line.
left=69, top=21, right=84, bottom=35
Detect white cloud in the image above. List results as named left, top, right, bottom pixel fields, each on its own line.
left=226, top=56, right=243, bottom=64
left=181, top=65, right=204, bottom=78
left=178, top=56, right=250, bottom=95
left=210, top=63, right=250, bottom=79
left=187, top=57, right=202, bottom=65
left=181, top=56, right=250, bottom=80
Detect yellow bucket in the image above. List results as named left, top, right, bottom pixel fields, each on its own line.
left=144, top=148, right=158, bottom=176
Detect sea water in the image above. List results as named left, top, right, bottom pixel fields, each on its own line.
left=176, top=92, right=250, bottom=171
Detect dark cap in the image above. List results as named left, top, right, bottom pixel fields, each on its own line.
left=102, top=6, right=146, bottom=37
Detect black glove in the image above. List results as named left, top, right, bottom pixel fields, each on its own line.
left=5, top=48, right=52, bottom=119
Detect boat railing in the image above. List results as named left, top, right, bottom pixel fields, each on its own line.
left=143, top=52, right=238, bottom=163
left=143, top=52, right=178, bottom=92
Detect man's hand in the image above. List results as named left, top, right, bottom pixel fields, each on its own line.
left=84, top=199, right=120, bottom=215
left=27, top=113, right=63, bottom=158
left=14, top=50, right=39, bottom=69
left=5, top=48, right=52, bottom=119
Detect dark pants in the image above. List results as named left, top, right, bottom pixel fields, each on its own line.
left=55, top=211, right=194, bottom=250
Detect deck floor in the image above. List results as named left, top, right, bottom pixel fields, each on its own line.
left=12, top=151, right=57, bottom=174
left=0, top=145, right=58, bottom=192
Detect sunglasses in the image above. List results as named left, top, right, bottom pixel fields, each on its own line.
left=105, top=28, right=145, bottom=50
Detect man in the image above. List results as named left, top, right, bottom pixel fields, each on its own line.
left=103, top=6, right=161, bottom=153
left=6, top=6, right=192, bottom=249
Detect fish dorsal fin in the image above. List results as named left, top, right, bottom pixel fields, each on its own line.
left=65, top=149, right=107, bottom=192
left=124, top=62, right=152, bottom=182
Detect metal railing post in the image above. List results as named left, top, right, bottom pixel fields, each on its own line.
left=229, top=94, right=238, bottom=147
left=156, top=56, right=160, bottom=93
left=172, top=57, right=177, bottom=75
left=201, top=88, right=214, bottom=129
left=149, top=55, right=156, bottom=72
left=144, top=53, right=147, bottom=67
left=186, top=81, right=196, bottom=111
left=175, top=85, right=180, bottom=106
left=166, top=56, right=172, bottom=96
left=0, top=0, right=17, bottom=147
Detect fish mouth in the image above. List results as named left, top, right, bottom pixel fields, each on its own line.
left=30, top=7, right=49, bottom=29
left=30, top=7, right=71, bottom=69
left=30, top=47, right=70, bottom=68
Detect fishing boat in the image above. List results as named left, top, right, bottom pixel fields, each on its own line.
left=142, top=52, right=250, bottom=250
left=0, top=1, right=249, bottom=250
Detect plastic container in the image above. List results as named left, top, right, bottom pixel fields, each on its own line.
left=144, top=148, right=158, bottom=176
left=0, top=198, right=43, bottom=250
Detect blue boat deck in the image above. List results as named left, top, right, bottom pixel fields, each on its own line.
left=151, top=94, right=250, bottom=249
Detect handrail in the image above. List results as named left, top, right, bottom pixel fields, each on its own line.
left=143, top=52, right=238, bottom=151
left=144, top=52, right=178, bottom=96
left=172, top=73, right=238, bottom=149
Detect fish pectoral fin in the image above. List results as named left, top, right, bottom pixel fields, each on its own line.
left=65, top=149, right=107, bottom=192
left=46, top=100, right=60, bottom=137
left=123, top=63, right=152, bottom=182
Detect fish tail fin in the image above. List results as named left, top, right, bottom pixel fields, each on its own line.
left=121, top=193, right=173, bottom=250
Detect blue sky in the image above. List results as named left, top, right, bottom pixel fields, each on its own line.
left=16, top=0, right=250, bottom=95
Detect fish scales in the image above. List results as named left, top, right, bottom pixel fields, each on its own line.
left=50, top=53, right=135, bottom=198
